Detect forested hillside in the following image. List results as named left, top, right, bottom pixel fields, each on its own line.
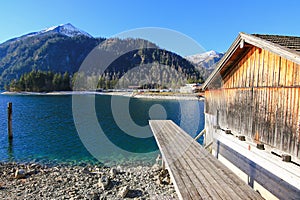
left=1, top=24, right=209, bottom=91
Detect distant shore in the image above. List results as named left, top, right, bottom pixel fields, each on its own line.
left=1, top=91, right=203, bottom=101
left=0, top=161, right=177, bottom=199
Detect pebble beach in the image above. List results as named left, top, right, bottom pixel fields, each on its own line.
left=0, top=162, right=178, bottom=200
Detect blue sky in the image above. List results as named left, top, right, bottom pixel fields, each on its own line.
left=1, top=0, right=300, bottom=56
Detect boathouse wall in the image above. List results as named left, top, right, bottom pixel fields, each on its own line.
left=205, top=46, right=300, bottom=158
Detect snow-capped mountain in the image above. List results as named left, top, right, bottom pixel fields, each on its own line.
left=185, top=50, right=224, bottom=69
left=0, top=23, right=202, bottom=88
left=6, top=23, right=92, bottom=43
left=37, top=23, right=93, bottom=38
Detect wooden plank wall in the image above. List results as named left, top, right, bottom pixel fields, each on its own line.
left=205, top=46, right=300, bottom=158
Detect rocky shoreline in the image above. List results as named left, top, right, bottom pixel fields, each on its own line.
left=0, top=161, right=178, bottom=200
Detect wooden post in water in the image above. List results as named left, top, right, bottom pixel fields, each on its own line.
left=7, top=102, right=13, bottom=140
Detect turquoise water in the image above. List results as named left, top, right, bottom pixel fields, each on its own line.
left=0, top=93, right=204, bottom=166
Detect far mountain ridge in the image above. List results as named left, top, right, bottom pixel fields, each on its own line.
left=0, top=23, right=215, bottom=89
left=185, top=50, right=224, bottom=70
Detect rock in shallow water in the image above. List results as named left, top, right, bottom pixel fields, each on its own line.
left=156, top=154, right=162, bottom=164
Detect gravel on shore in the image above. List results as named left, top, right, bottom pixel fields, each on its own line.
left=0, top=162, right=178, bottom=200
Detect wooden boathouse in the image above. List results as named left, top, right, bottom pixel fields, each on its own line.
left=202, top=32, right=300, bottom=159
left=202, top=33, right=300, bottom=199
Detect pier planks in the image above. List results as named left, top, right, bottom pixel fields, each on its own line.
left=149, top=120, right=263, bottom=200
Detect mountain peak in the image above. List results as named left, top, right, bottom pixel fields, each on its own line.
left=186, top=50, right=220, bottom=59
left=185, top=50, right=224, bottom=69
left=39, top=23, right=93, bottom=38
left=5, top=23, right=93, bottom=43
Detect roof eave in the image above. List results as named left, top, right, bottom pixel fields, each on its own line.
left=202, top=33, right=243, bottom=90
left=241, top=33, right=300, bottom=65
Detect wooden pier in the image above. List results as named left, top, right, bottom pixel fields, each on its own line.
left=149, top=120, right=263, bottom=200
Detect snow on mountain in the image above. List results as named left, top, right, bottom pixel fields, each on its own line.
left=38, top=23, right=93, bottom=38
left=6, top=23, right=93, bottom=43
left=185, top=50, right=224, bottom=69
left=185, top=50, right=221, bottom=65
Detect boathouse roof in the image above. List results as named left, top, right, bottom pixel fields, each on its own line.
left=202, top=32, right=300, bottom=89
left=253, top=34, right=300, bottom=52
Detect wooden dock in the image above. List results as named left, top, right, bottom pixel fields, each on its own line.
left=149, top=120, right=264, bottom=200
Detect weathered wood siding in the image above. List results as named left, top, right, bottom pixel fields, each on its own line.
left=205, top=46, right=300, bottom=158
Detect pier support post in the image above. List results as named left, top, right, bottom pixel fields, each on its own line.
left=162, top=159, right=165, bottom=170
left=7, top=102, right=13, bottom=140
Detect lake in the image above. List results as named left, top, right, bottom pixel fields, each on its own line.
left=0, top=93, right=204, bottom=166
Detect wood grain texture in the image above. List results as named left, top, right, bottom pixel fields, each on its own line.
left=205, top=46, right=300, bottom=158
left=149, top=120, right=263, bottom=200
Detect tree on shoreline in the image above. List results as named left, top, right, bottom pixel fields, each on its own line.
left=7, top=70, right=71, bottom=92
